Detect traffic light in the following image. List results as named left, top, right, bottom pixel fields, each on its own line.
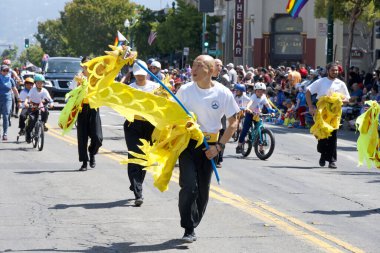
left=204, top=32, right=209, bottom=49
left=375, top=20, right=380, bottom=39
left=24, top=38, right=29, bottom=48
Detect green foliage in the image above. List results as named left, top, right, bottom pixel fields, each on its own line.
left=130, top=8, right=162, bottom=59
left=19, top=44, right=45, bottom=67
left=35, top=19, right=73, bottom=56
left=61, top=0, right=136, bottom=56
left=1, top=46, right=18, bottom=62
left=314, top=0, right=380, bottom=24
left=155, top=0, right=219, bottom=61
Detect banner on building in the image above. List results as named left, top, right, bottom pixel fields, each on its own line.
left=234, top=0, right=244, bottom=57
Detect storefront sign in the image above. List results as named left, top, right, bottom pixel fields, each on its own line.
left=234, top=0, right=244, bottom=57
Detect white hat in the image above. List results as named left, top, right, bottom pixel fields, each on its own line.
left=227, top=63, right=234, bottom=68
left=133, top=60, right=148, bottom=76
left=151, top=61, right=161, bottom=69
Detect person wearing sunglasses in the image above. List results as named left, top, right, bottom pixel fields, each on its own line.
left=0, top=65, right=20, bottom=141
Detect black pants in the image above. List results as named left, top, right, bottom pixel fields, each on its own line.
left=25, top=108, right=49, bottom=136
left=124, top=119, right=155, bottom=199
left=76, top=104, right=103, bottom=162
left=178, top=139, right=214, bottom=231
left=18, top=108, right=28, bottom=130
left=317, top=129, right=337, bottom=163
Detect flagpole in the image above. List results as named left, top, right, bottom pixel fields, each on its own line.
left=135, top=60, right=221, bottom=185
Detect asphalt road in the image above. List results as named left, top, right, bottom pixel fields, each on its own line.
left=0, top=107, right=379, bottom=253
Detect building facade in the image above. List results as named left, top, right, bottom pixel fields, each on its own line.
left=185, top=0, right=377, bottom=71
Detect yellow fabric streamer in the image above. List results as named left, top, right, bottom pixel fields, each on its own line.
left=58, top=74, right=88, bottom=134
left=355, top=100, right=380, bottom=168
left=67, top=45, right=204, bottom=192
left=310, top=93, right=343, bottom=140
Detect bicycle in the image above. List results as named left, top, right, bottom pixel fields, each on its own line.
left=240, top=113, right=275, bottom=160
left=18, top=103, right=46, bottom=151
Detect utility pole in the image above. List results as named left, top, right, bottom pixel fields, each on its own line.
left=202, top=13, right=207, bottom=54
left=326, top=0, right=334, bottom=64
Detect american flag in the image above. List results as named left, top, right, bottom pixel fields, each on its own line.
left=148, top=31, right=157, bottom=46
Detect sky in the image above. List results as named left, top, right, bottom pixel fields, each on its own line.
left=0, top=0, right=174, bottom=55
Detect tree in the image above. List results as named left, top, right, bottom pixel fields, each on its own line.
left=35, top=19, right=73, bottom=56
left=1, top=46, right=18, bottom=62
left=315, top=0, right=380, bottom=83
left=155, top=0, right=219, bottom=62
left=18, top=44, right=45, bottom=67
left=130, top=8, right=163, bottom=60
left=61, top=0, right=137, bottom=56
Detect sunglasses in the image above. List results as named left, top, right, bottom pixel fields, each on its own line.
left=1, top=69, right=9, bottom=72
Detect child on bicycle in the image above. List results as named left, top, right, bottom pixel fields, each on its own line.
left=234, top=83, right=250, bottom=109
left=23, top=74, right=54, bottom=143
left=236, top=82, right=274, bottom=153
left=18, top=77, right=35, bottom=136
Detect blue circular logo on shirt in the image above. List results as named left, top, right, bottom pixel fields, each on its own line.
left=211, top=100, right=219, bottom=109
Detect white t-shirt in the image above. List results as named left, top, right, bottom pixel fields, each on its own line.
left=176, top=81, right=240, bottom=133
left=248, top=94, right=270, bottom=113
left=27, top=87, right=53, bottom=104
left=234, top=94, right=250, bottom=108
left=307, top=77, right=350, bottom=100
left=19, top=88, right=31, bottom=108
left=129, top=80, right=160, bottom=92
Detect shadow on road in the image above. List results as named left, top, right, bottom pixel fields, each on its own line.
left=323, top=170, right=380, bottom=176
left=305, top=208, right=380, bottom=217
left=15, top=170, right=79, bottom=174
left=102, top=136, right=125, bottom=141
left=11, top=239, right=189, bottom=252
left=267, top=165, right=321, bottom=170
left=336, top=146, right=357, bottom=152
left=48, top=199, right=135, bottom=209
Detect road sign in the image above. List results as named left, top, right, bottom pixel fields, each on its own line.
left=183, top=47, right=189, bottom=56
left=208, top=49, right=221, bottom=56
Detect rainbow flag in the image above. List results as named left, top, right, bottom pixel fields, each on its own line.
left=286, top=0, right=308, bottom=18
left=113, top=30, right=128, bottom=47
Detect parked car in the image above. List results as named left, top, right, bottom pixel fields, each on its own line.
left=43, top=57, right=82, bottom=103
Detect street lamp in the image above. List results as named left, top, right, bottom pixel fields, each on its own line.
left=124, top=18, right=130, bottom=46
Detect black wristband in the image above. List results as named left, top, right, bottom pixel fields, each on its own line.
left=217, top=142, right=225, bottom=150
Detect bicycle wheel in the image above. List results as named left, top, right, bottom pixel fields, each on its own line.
left=254, top=128, right=275, bottom=160
left=37, top=123, right=44, bottom=151
left=241, top=129, right=253, bottom=157
left=32, top=123, right=39, bottom=148
left=232, top=125, right=240, bottom=142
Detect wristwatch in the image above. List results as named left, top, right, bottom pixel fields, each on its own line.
left=216, top=142, right=225, bottom=150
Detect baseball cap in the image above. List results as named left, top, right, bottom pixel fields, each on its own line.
left=133, top=60, right=148, bottom=76
left=1, top=65, right=10, bottom=71
left=227, top=63, right=234, bottom=68
left=151, top=61, right=161, bottom=69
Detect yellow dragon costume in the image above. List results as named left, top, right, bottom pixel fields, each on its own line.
left=355, top=100, right=380, bottom=168
left=310, top=93, right=343, bottom=140
left=59, top=45, right=203, bottom=192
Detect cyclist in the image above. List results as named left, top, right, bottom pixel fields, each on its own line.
left=24, top=74, right=54, bottom=143
left=18, top=77, right=35, bottom=135
left=234, top=83, right=250, bottom=109
left=236, top=82, right=274, bottom=153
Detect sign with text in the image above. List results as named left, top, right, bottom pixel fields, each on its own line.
left=234, top=0, right=244, bottom=57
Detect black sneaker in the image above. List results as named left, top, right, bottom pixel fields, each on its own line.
left=44, top=124, right=48, bottom=132
left=89, top=155, right=96, bottom=168
left=328, top=162, right=337, bottom=169
left=135, top=198, right=144, bottom=207
left=236, top=146, right=242, bottom=154
left=319, top=157, right=325, bottom=167
left=18, top=129, right=25, bottom=136
left=181, top=231, right=197, bottom=243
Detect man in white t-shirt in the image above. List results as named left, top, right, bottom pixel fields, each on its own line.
left=306, top=62, right=350, bottom=169
left=176, top=55, right=240, bottom=243
left=124, top=60, right=160, bottom=207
